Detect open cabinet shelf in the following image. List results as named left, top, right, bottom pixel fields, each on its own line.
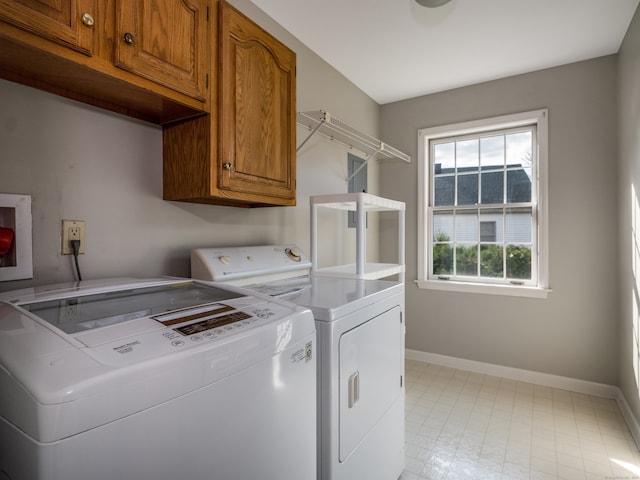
left=310, top=193, right=405, bottom=281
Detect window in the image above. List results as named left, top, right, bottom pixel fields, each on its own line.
left=417, top=110, right=549, bottom=298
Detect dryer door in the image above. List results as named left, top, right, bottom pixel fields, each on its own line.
left=338, top=305, right=402, bottom=461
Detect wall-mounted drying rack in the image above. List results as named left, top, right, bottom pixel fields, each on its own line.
left=296, top=110, right=411, bottom=182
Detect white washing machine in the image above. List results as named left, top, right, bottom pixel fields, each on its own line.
left=192, top=245, right=405, bottom=480
left=0, top=277, right=316, bottom=480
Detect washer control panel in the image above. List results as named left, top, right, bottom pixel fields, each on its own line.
left=154, top=302, right=277, bottom=341
left=86, top=300, right=289, bottom=366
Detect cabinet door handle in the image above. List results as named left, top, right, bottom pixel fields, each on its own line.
left=81, top=13, right=95, bottom=27
left=123, top=32, right=135, bottom=45
left=223, top=162, right=233, bottom=170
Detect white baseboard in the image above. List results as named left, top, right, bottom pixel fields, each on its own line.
left=615, top=388, right=640, bottom=450
left=406, top=349, right=640, bottom=448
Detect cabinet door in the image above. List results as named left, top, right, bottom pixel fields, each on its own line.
left=219, top=1, right=296, bottom=204
left=0, top=0, right=95, bottom=55
left=114, top=0, right=208, bottom=101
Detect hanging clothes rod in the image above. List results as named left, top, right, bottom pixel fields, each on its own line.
left=296, top=110, right=411, bottom=164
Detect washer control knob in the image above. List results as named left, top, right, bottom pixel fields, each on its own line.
left=285, top=247, right=302, bottom=262
left=218, top=255, right=231, bottom=265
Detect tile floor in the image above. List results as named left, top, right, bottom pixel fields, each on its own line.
left=401, top=360, right=640, bottom=480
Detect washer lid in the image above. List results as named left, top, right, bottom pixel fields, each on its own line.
left=18, top=281, right=243, bottom=338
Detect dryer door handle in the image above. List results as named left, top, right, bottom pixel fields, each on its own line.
left=348, top=371, right=360, bottom=408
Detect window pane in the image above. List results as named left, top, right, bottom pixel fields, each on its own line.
left=456, top=244, right=477, bottom=276
left=456, top=139, right=479, bottom=170
left=479, top=209, right=503, bottom=242
left=480, top=245, right=504, bottom=277
left=506, top=131, right=532, bottom=167
left=505, top=207, right=532, bottom=243
left=507, top=168, right=531, bottom=203
left=433, top=142, right=455, bottom=207
left=455, top=210, right=477, bottom=243
left=433, top=243, right=453, bottom=275
left=434, top=175, right=455, bottom=206
left=434, top=142, right=455, bottom=172
left=480, top=171, right=504, bottom=204
left=433, top=211, right=454, bottom=242
left=433, top=210, right=453, bottom=275
left=507, top=245, right=532, bottom=279
left=480, top=135, right=504, bottom=170
left=457, top=173, right=478, bottom=205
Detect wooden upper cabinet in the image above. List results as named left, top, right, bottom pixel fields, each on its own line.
left=0, top=0, right=209, bottom=123
left=163, top=1, right=297, bottom=207
left=0, top=0, right=96, bottom=55
left=114, top=0, right=208, bottom=101
left=218, top=1, right=296, bottom=204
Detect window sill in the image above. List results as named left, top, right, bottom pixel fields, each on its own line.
left=415, top=279, right=551, bottom=299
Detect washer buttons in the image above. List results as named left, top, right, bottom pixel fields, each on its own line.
left=171, top=340, right=185, bottom=347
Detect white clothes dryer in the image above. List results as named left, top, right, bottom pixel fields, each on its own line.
left=192, top=245, right=405, bottom=480
left=0, top=278, right=316, bottom=480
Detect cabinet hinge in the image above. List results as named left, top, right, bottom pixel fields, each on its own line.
left=400, top=312, right=403, bottom=324
left=207, top=5, right=210, bottom=21
left=400, top=375, right=403, bottom=388
left=206, top=74, right=209, bottom=89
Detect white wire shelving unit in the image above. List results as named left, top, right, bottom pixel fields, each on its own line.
left=296, top=110, right=411, bottom=182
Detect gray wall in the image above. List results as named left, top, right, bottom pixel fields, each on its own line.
left=0, top=0, right=380, bottom=293
left=618, top=5, right=640, bottom=423
left=0, top=0, right=631, bottom=396
left=380, top=56, right=620, bottom=385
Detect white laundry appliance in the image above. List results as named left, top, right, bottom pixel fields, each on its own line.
left=191, top=245, right=405, bottom=480
left=0, top=277, right=316, bottom=480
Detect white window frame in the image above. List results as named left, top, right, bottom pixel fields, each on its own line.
left=417, top=109, right=550, bottom=298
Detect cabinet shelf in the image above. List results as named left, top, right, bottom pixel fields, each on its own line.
left=310, top=193, right=405, bottom=282
left=297, top=110, right=411, bottom=164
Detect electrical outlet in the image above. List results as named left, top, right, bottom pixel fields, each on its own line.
left=61, top=220, right=86, bottom=255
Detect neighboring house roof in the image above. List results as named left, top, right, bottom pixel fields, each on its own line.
left=434, top=165, right=531, bottom=206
